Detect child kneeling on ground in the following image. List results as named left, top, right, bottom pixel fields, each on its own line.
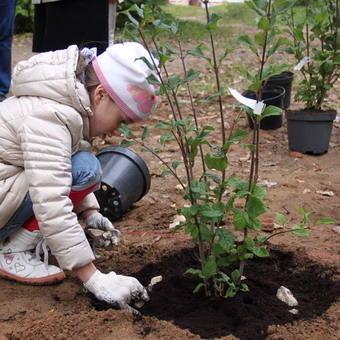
left=0, top=42, right=159, bottom=314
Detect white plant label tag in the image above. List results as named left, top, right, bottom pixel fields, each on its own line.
left=254, top=102, right=266, bottom=115
left=229, top=88, right=266, bottom=115
left=294, top=56, right=312, bottom=70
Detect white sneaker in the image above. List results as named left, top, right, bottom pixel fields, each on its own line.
left=0, top=228, right=65, bottom=285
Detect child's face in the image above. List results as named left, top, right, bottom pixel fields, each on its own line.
left=89, top=85, right=133, bottom=138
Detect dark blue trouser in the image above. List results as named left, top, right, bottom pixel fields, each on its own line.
left=0, top=152, right=102, bottom=238
left=0, top=0, right=17, bottom=96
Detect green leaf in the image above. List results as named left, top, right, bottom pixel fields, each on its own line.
left=295, top=207, right=305, bottom=214
left=172, top=160, right=182, bottom=170
left=205, top=151, right=228, bottom=171
left=198, top=205, right=224, bottom=219
left=193, top=283, right=205, bottom=294
left=184, top=268, right=204, bottom=279
left=198, top=87, right=226, bottom=104
left=161, top=169, right=172, bottom=177
left=231, top=269, right=241, bottom=283
left=240, top=283, right=249, bottom=292
left=272, top=0, right=296, bottom=15
left=182, top=69, right=200, bottom=84
left=295, top=29, right=305, bottom=43
left=258, top=17, right=270, bottom=32
left=156, top=122, right=171, bottom=130
left=167, top=75, right=181, bottom=90
left=291, top=227, right=309, bottom=237
left=228, top=174, right=249, bottom=192
left=213, top=201, right=225, bottom=214
left=144, top=147, right=160, bottom=153
left=253, top=246, right=270, bottom=258
left=120, top=139, right=138, bottom=148
left=239, top=143, right=256, bottom=151
left=315, top=218, right=339, bottom=225
left=137, top=56, right=157, bottom=71
left=119, top=124, right=136, bottom=138
left=238, top=35, right=258, bottom=55
left=256, top=233, right=268, bottom=244
left=141, top=126, right=150, bottom=140
left=246, top=195, right=267, bottom=217
left=249, top=216, right=262, bottom=231
left=262, top=105, right=282, bottom=117
left=184, top=222, right=198, bottom=238
left=187, top=43, right=211, bottom=64
left=244, top=236, right=255, bottom=251
left=275, top=213, right=287, bottom=225
left=206, top=12, right=221, bottom=30
left=218, top=47, right=236, bottom=65
left=160, top=132, right=174, bottom=145
left=147, top=74, right=161, bottom=85
left=252, top=184, right=267, bottom=199
left=126, top=11, right=139, bottom=27
left=245, top=0, right=267, bottom=16
left=229, top=129, right=251, bottom=143
left=202, top=256, right=217, bottom=278
left=216, top=228, right=237, bottom=253
left=253, top=0, right=268, bottom=11
left=226, top=284, right=237, bottom=297
left=134, top=4, right=144, bottom=19
left=233, top=210, right=250, bottom=230
left=202, top=172, right=221, bottom=184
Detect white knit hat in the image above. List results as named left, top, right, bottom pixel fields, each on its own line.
left=92, top=42, right=160, bottom=122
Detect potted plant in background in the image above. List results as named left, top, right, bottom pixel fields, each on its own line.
left=265, top=70, right=295, bottom=109
left=282, top=0, right=340, bottom=154
left=237, top=0, right=294, bottom=130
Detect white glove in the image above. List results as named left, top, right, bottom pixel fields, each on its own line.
left=85, top=212, right=121, bottom=247
left=84, top=270, right=149, bottom=315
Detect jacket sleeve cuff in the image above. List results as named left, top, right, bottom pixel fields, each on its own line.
left=54, top=239, right=95, bottom=271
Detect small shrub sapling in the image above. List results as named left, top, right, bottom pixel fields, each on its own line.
left=118, top=0, right=338, bottom=298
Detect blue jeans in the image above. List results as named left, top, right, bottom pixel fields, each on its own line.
left=0, top=0, right=17, bottom=97
left=0, top=152, right=102, bottom=238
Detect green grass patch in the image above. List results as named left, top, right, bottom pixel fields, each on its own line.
left=164, top=3, right=255, bottom=25
left=149, top=3, right=256, bottom=42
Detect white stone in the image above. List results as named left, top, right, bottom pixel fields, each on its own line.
left=169, top=214, right=186, bottom=229
left=150, top=276, right=162, bottom=286
left=332, top=226, right=340, bottom=235
left=276, top=286, right=298, bottom=307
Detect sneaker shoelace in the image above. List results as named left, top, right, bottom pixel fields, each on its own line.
left=34, top=235, right=49, bottom=269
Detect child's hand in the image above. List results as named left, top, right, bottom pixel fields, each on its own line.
left=83, top=270, right=149, bottom=315
left=85, top=212, right=121, bottom=245
left=84, top=213, right=121, bottom=255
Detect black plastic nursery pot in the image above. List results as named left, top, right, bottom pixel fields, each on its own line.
left=242, top=86, right=285, bottom=130
left=95, top=146, right=151, bottom=221
left=266, top=71, right=294, bottom=109
left=286, top=110, right=337, bottom=155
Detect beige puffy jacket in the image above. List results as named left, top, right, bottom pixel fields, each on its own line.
left=0, top=45, right=98, bottom=270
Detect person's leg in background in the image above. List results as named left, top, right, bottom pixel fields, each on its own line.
left=0, top=0, right=17, bottom=102
left=32, top=0, right=108, bottom=54
left=0, top=152, right=102, bottom=284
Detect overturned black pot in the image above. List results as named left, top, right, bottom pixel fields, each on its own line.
left=242, top=86, right=285, bottom=130
left=95, top=146, right=151, bottom=221
left=266, top=71, right=294, bottom=109
left=286, top=109, right=336, bottom=155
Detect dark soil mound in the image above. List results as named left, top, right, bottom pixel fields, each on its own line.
left=94, top=246, right=339, bottom=340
